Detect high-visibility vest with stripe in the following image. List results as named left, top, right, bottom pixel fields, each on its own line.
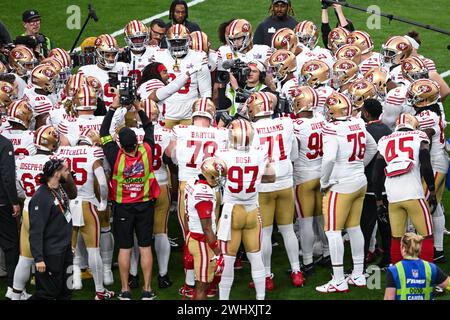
left=388, top=259, right=436, bottom=300
left=111, top=142, right=160, bottom=203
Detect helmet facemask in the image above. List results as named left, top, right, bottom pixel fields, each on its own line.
left=167, top=38, right=189, bottom=58
left=126, top=33, right=149, bottom=52
left=96, top=49, right=118, bottom=70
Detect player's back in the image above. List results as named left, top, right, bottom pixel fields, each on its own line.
left=293, top=116, right=324, bottom=183
left=378, top=129, right=429, bottom=202
left=58, top=115, right=104, bottom=146
left=174, top=124, right=228, bottom=181
left=252, top=117, right=296, bottom=191
left=0, top=129, right=36, bottom=157
left=16, top=154, right=51, bottom=205
left=215, top=147, right=267, bottom=205
left=57, top=145, right=104, bottom=203
left=185, top=179, right=217, bottom=234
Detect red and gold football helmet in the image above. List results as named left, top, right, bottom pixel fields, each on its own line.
left=34, top=125, right=60, bottom=152
left=268, top=49, right=297, bottom=81
left=295, top=20, right=319, bottom=50
left=8, top=45, right=38, bottom=76
left=7, top=99, right=33, bottom=129
left=48, top=48, right=72, bottom=81
left=200, top=157, right=228, bottom=187
left=364, top=67, right=389, bottom=101
left=124, top=20, right=149, bottom=52
left=381, top=36, right=412, bottom=69
left=0, top=61, right=7, bottom=74
left=401, top=56, right=429, bottom=83
left=31, top=64, right=58, bottom=93
left=192, top=97, right=216, bottom=121
left=324, top=92, right=353, bottom=121
left=190, top=31, right=211, bottom=53
left=142, top=98, right=160, bottom=123
left=0, top=81, right=18, bottom=108
left=78, top=128, right=101, bottom=146
left=245, top=91, right=277, bottom=120
left=395, top=113, right=419, bottom=131
left=335, top=44, right=362, bottom=65
left=328, top=27, right=350, bottom=54
left=271, top=28, right=298, bottom=53
left=332, top=59, right=359, bottom=89
left=226, top=19, right=253, bottom=53
left=72, top=84, right=97, bottom=111
left=346, top=30, right=374, bottom=54
left=299, top=59, right=331, bottom=88
left=292, top=86, right=319, bottom=114
left=347, top=79, right=377, bottom=109
left=94, top=34, right=119, bottom=69
left=406, top=79, right=440, bottom=108
left=166, top=24, right=191, bottom=58
left=228, top=118, right=255, bottom=151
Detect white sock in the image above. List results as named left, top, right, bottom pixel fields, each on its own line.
left=315, top=216, right=330, bottom=257
left=154, top=233, right=171, bottom=276
left=130, top=236, right=139, bottom=277
left=87, top=248, right=104, bottom=292
left=278, top=224, right=300, bottom=272
left=347, top=226, right=365, bottom=276
left=219, top=255, right=235, bottom=300
left=100, top=228, right=114, bottom=272
left=12, top=256, right=33, bottom=292
left=326, top=230, right=344, bottom=282
left=433, top=204, right=445, bottom=251
left=369, top=223, right=378, bottom=252
left=77, top=233, right=89, bottom=269
left=73, top=263, right=82, bottom=286
left=185, top=269, right=195, bottom=286
left=261, top=226, right=273, bottom=276
left=299, top=217, right=315, bottom=265
left=246, top=251, right=265, bottom=300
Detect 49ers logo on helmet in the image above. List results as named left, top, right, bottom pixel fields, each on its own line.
left=418, top=84, right=431, bottom=93
left=339, top=62, right=353, bottom=70
left=281, top=36, right=289, bottom=46
left=13, top=51, right=23, bottom=59
left=276, top=53, right=288, bottom=62
left=343, top=48, right=357, bottom=58
left=246, top=94, right=256, bottom=104
left=397, top=42, right=409, bottom=51
left=95, top=38, right=102, bottom=47
left=326, top=97, right=338, bottom=105
left=402, top=62, right=413, bottom=71
left=354, top=81, right=368, bottom=90
left=347, top=36, right=355, bottom=44
left=1, top=85, right=12, bottom=93
left=44, top=69, right=54, bottom=78
left=330, top=31, right=339, bottom=40
left=307, top=63, right=319, bottom=72
left=241, top=23, right=250, bottom=33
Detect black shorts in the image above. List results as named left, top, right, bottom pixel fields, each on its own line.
left=112, top=201, right=155, bottom=249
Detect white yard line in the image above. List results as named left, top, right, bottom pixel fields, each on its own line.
left=440, top=70, right=450, bottom=78
left=74, top=0, right=207, bottom=51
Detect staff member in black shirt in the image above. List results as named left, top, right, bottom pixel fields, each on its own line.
left=360, top=99, right=392, bottom=269
left=0, top=134, right=21, bottom=297
left=29, top=158, right=77, bottom=300
left=253, top=0, right=298, bottom=47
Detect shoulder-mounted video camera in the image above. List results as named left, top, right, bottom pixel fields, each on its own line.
left=216, top=58, right=251, bottom=88
left=108, top=72, right=138, bottom=107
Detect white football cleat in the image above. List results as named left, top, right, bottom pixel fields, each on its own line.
left=5, top=287, right=13, bottom=299
left=103, top=269, right=114, bottom=286
left=315, top=277, right=349, bottom=293
left=346, top=274, right=367, bottom=287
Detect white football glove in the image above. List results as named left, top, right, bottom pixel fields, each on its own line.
left=97, top=201, right=107, bottom=212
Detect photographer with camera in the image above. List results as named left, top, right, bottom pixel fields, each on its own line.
left=21, top=10, right=53, bottom=58
left=218, top=60, right=271, bottom=117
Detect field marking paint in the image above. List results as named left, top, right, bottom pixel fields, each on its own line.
left=74, top=0, right=207, bottom=51
left=440, top=70, right=450, bottom=78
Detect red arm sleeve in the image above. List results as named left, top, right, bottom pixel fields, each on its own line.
left=195, top=200, right=214, bottom=219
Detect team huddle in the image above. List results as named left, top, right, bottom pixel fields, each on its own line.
left=0, top=8, right=448, bottom=300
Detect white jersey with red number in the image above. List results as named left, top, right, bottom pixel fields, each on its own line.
left=252, top=117, right=298, bottom=192
left=0, top=129, right=36, bottom=157
left=173, top=125, right=228, bottom=182
left=23, top=85, right=57, bottom=118
left=321, top=117, right=374, bottom=193
left=185, top=179, right=217, bottom=234
left=381, top=85, right=412, bottom=129
left=416, top=110, right=449, bottom=173
left=216, top=44, right=272, bottom=71
left=16, top=154, right=50, bottom=206
left=215, top=147, right=267, bottom=205
left=133, top=124, right=173, bottom=185
left=58, top=115, right=104, bottom=146
left=378, top=130, right=429, bottom=202
left=359, top=52, right=382, bottom=75
left=152, top=49, right=211, bottom=120
left=47, top=103, right=74, bottom=127
left=128, top=45, right=158, bottom=82
left=57, top=145, right=104, bottom=205
left=78, top=63, right=129, bottom=109
left=293, top=115, right=325, bottom=184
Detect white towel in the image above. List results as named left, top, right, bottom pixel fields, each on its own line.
left=70, top=199, right=84, bottom=227
left=217, top=203, right=233, bottom=241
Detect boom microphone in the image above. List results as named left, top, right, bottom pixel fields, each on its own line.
left=88, top=4, right=98, bottom=22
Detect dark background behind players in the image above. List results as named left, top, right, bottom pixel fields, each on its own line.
left=253, top=0, right=298, bottom=47
left=360, top=99, right=392, bottom=269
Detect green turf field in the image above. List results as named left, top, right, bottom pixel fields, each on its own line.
left=0, top=0, right=449, bottom=300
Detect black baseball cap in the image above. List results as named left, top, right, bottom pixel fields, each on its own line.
left=118, top=127, right=138, bottom=150
left=272, top=0, right=290, bottom=4
left=23, top=10, right=41, bottom=23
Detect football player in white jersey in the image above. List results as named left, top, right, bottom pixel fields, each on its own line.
left=373, top=114, right=436, bottom=264
left=152, top=24, right=211, bottom=128
left=0, top=81, right=18, bottom=130
left=124, top=20, right=158, bottom=83
left=78, top=34, right=129, bottom=110
left=346, top=30, right=382, bottom=75
left=315, top=92, right=377, bottom=293
left=58, top=85, right=104, bottom=146
left=363, top=67, right=389, bottom=103
left=246, top=91, right=303, bottom=289
left=327, top=27, right=351, bottom=56
left=380, top=36, right=412, bottom=83
left=10, top=125, right=59, bottom=300
left=57, top=128, right=114, bottom=300
left=215, top=119, right=275, bottom=300
left=216, top=19, right=272, bottom=71
left=1, top=100, right=36, bottom=157
left=185, top=157, right=226, bottom=300
left=23, top=64, right=59, bottom=130
left=165, top=97, right=228, bottom=297
left=291, top=87, right=330, bottom=276
left=8, top=46, right=38, bottom=98
left=330, top=59, right=359, bottom=94
left=410, top=80, right=448, bottom=263
left=294, top=20, right=334, bottom=71
left=267, top=49, right=298, bottom=103
left=190, top=31, right=218, bottom=72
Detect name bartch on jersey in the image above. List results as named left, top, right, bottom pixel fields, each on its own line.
left=191, top=131, right=217, bottom=139
left=255, top=123, right=285, bottom=135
